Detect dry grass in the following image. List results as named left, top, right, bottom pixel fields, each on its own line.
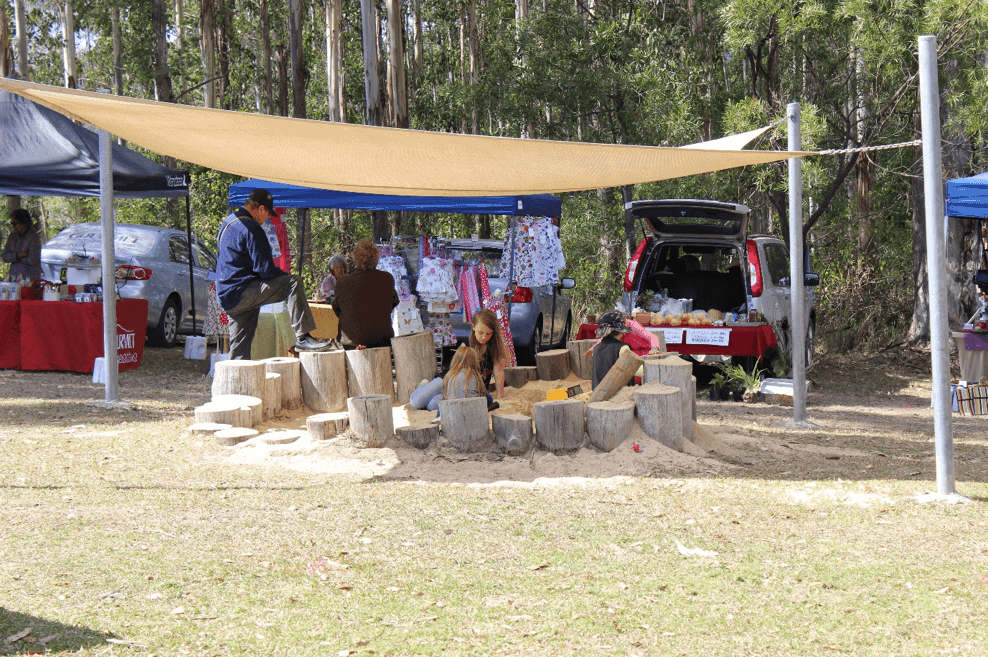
left=2, top=344, right=988, bottom=656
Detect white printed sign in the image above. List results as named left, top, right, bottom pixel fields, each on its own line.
left=658, top=328, right=684, bottom=345
left=686, top=328, right=732, bottom=346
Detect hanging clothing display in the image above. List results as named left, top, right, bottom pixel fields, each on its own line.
left=499, top=216, right=565, bottom=287
left=478, top=265, right=517, bottom=366
left=428, top=313, right=456, bottom=347
left=458, top=265, right=483, bottom=323
left=393, top=294, right=425, bottom=336
left=203, top=281, right=229, bottom=338
left=416, top=256, right=459, bottom=304
left=377, top=247, right=412, bottom=299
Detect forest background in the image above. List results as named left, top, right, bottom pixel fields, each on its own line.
left=3, top=0, right=988, bottom=356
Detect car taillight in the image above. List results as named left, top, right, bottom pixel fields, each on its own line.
left=746, top=240, right=763, bottom=297
left=115, top=265, right=152, bottom=281
left=624, top=237, right=650, bottom=292
left=508, top=286, right=533, bottom=303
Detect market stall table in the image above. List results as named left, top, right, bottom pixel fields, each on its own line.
left=18, top=299, right=148, bottom=372
left=952, top=330, right=988, bottom=382
left=576, top=322, right=777, bottom=358
left=0, top=300, right=21, bottom=369
left=309, top=302, right=339, bottom=340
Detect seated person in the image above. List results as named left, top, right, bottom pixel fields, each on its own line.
left=591, top=310, right=633, bottom=390
left=332, top=239, right=399, bottom=349
left=319, top=255, right=348, bottom=303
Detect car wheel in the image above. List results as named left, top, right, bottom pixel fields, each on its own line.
left=517, top=322, right=542, bottom=366
left=805, top=317, right=815, bottom=371
left=149, top=298, right=179, bottom=348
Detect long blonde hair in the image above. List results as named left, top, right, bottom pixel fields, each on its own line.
left=442, top=344, right=484, bottom=398
left=469, top=308, right=507, bottom=366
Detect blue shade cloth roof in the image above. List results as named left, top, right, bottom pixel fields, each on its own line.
left=0, top=87, right=189, bottom=198
left=229, top=179, right=561, bottom=216
left=946, top=172, right=988, bottom=219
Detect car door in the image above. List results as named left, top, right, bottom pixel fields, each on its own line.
left=165, top=234, right=198, bottom=331
left=191, top=239, right=217, bottom=331
left=760, top=241, right=791, bottom=325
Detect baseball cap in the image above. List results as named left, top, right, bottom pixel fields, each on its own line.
left=595, top=310, right=631, bottom=338
left=248, top=188, right=276, bottom=214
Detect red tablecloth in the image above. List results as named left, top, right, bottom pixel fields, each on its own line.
left=0, top=301, right=20, bottom=369
left=19, top=299, right=148, bottom=372
left=577, top=323, right=777, bottom=357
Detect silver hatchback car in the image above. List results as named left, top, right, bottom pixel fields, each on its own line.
left=40, top=223, right=215, bottom=347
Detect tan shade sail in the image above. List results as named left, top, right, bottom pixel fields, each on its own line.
left=0, top=79, right=811, bottom=197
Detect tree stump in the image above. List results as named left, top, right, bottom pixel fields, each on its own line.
left=347, top=394, right=394, bottom=448
left=260, top=429, right=304, bottom=445
left=194, top=401, right=250, bottom=429
left=438, top=396, right=491, bottom=453
left=262, top=356, right=302, bottom=410
left=346, top=347, right=395, bottom=401
left=263, top=372, right=282, bottom=421
left=567, top=339, right=596, bottom=379
left=212, top=360, right=265, bottom=402
left=504, top=366, right=538, bottom=389
left=533, top=398, right=585, bottom=452
left=211, top=394, right=263, bottom=427
left=214, top=427, right=258, bottom=446
left=396, top=423, right=439, bottom=449
left=634, top=382, right=683, bottom=451
left=691, top=375, right=697, bottom=421
left=299, top=350, right=348, bottom=412
left=306, top=411, right=350, bottom=440
left=492, top=413, right=534, bottom=456
left=586, top=401, right=636, bottom=452
left=391, top=330, right=437, bottom=404
left=536, top=348, right=571, bottom=381
left=187, top=422, right=232, bottom=436
left=642, top=355, right=693, bottom=444
left=588, top=348, right=643, bottom=402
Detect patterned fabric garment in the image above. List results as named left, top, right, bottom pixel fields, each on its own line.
left=478, top=266, right=516, bottom=366
left=320, top=273, right=338, bottom=301
left=203, top=281, right=229, bottom=337
left=499, top=216, right=566, bottom=288
left=428, top=313, right=456, bottom=347
left=458, top=265, right=482, bottom=323
left=416, top=257, right=459, bottom=303
left=392, top=294, right=425, bottom=336
left=377, top=253, right=410, bottom=299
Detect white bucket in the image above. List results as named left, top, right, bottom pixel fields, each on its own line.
left=184, top=336, right=208, bottom=360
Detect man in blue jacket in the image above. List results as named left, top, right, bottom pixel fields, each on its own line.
left=216, top=188, right=332, bottom=359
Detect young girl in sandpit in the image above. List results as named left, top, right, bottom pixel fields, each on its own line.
left=468, top=308, right=508, bottom=400
left=428, top=344, right=489, bottom=415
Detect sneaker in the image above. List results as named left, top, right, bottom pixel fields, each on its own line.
left=295, top=334, right=334, bottom=352
left=487, top=401, right=500, bottom=413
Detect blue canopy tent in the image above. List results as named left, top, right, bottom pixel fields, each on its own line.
left=228, top=179, right=561, bottom=216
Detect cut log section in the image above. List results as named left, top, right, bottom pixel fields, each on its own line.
left=391, top=331, right=437, bottom=404
left=195, top=394, right=261, bottom=428
left=262, top=356, right=302, bottom=410
left=211, top=394, right=263, bottom=427
left=306, top=411, right=350, bottom=441
left=214, top=427, right=258, bottom=446
left=586, top=401, right=636, bottom=452
left=492, top=413, right=534, bottom=456
left=346, top=347, right=396, bottom=401
left=567, top=339, right=597, bottom=379
left=346, top=394, right=394, bottom=448
left=260, top=430, right=304, bottom=445
left=299, top=350, right=348, bottom=412
left=642, top=355, right=693, bottom=444
left=588, top=348, right=643, bottom=403
left=504, top=366, right=538, bottom=388
left=263, top=372, right=282, bottom=421
left=536, top=349, right=571, bottom=382
left=533, top=398, right=586, bottom=452
left=438, top=396, right=491, bottom=453
left=396, top=423, right=439, bottom=449
left=212, top=360, right=265, bottom=401
left=187, top=422, right=232, bottom=435
left=634, top=382, right=683, bottom=451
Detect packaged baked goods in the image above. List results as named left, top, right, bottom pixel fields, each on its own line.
left=707, top=309, right=723, bottom=321
left=650, top=312, right=664, bottom=325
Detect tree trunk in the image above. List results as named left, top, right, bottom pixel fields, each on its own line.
left=111, top=8, right=123, bottom=95
left=200, top=0, right=216, bottom=108
left=216, top=0, right=232, bottom=108
left=307, top=411, right=350, bottom=440
left=622, top=185, right=635, bottom=260
left=589, top=348, right=641, bottom=403
left=299, top=350, right=348, bottom=412
left=261, top=0, right=274, bottom=114
left=396, top=423, right=439, bottom=449
left=586, top=400, right=635, bottom=452
left=533, top=399, right=585, bottom=452
left=504, top=366, right=538, bottom=388
left=347, top=395, right=395, bottom=448
left=211, top=394, right=263, bottom=428
left=566, top=339, right=596, bottom=379
left=60, top=1, right=77, bottom=88
left=634, top=382, right=683, bottom=452
left=391, top=330, right=437, bottom=404
left=467, top=0, right=479, bottom=134
left=262, top=356, right=302, bottom=410
left=0, top=8, right=10, bottom=77
left=385, top=0, right=408, bottom=129
left=14, top=0, right=27, bottom=79
left=907, top=140, right=929, bottom=344
left=439, top=396, right=491, bottom=452
left=326, top=0, right=344, bottom=122
left=346, top=346, right=395, bottom=401
left=263, top=372, right=282, bottom=421
left=492, top=413, right=533, bottom=455
left=535, top=349, right=570, bottom=382
left=412, top=0, right=423, bottom=74
left=360, top=0, right=382, bottom=127
left=152, top=0, right=174, bottom=104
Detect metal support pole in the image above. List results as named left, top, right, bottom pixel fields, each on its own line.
left=185, top=192, right=197, bottom=335
left=99, top=127, right=119, bottom=403
left=919, top=35, right=955, bottom=495
left=788, top=103, right=807, bottom=422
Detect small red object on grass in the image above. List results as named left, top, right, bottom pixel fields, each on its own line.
left=632, top=442, right=640, bottom=453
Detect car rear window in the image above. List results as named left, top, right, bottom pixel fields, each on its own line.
left=45, top=225, right=159, bottom=258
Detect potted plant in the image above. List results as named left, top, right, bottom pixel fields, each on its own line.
left=719, top=360, right=765, bottom=403
left=709, top=372, right=727, bottom=401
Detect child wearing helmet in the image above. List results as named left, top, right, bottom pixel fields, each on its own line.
left=591, top=310, right=632, bottom=390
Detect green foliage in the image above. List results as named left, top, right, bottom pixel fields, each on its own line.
left=718, top=358, right=765, bottom=393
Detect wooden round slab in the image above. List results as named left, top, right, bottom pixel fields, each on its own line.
left=259, top=430, right=304, bottom=445
left=214, top=427, right=259, bottom=446
left=186, top=422, right=232, bottom=435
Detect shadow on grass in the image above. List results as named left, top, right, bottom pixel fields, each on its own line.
left=0, top=607, right=110, bottom=654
